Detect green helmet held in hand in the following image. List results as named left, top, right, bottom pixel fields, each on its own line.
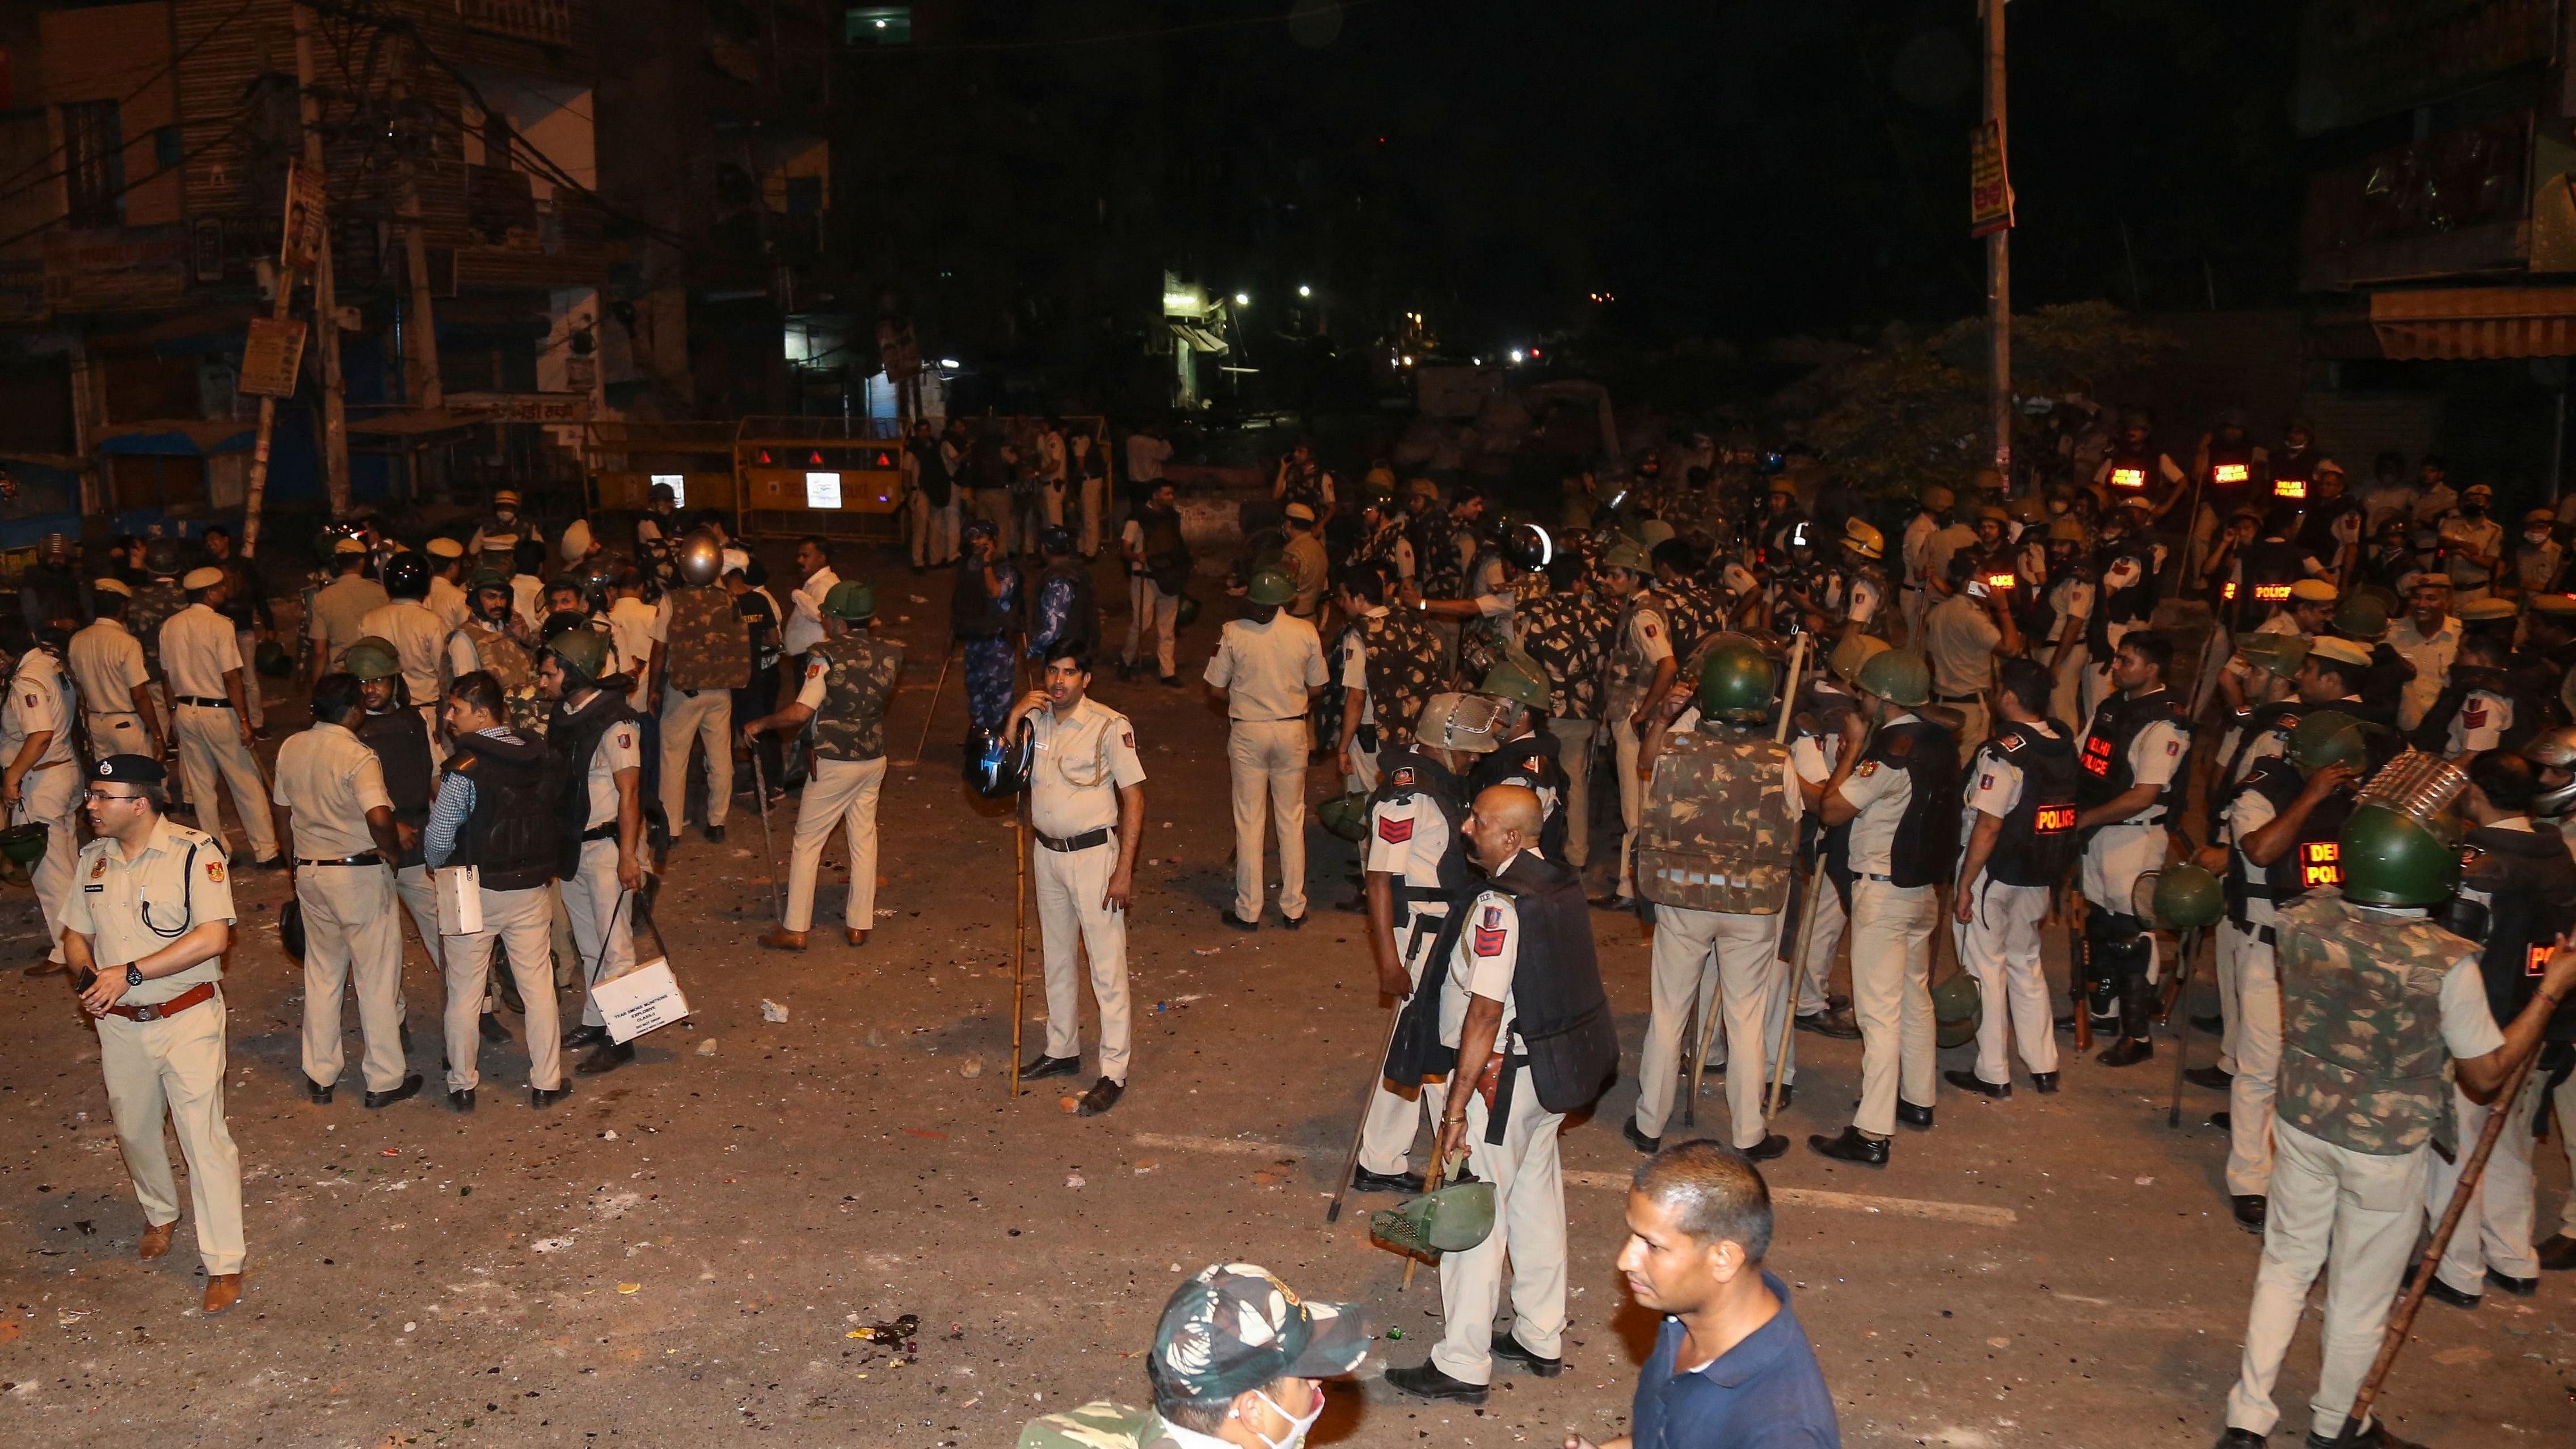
left=545, top=626, right=615, bottom=684
left=342, top=635, right=401, bottom=682
left=2338, top=803, right=2461, bottom=906
left=1175, top=593, right=1201, bottom=628
left=1245, top=568, right=1296, bottom=608
left=823, top=580, right=876, bottom=621
left=1317, top=791, right=1371, bottom=843
left=1695, top=634, right=1777, bottom=725
left=2151, top=862, right=2227, bottom=931
left=1479, top=656, right=1550, bottom=714
left=1853, top=647, right=1932, bottom=709
left=2287, top=710, right=2371, bottom=774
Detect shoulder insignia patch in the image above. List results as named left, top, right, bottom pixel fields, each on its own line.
left=206, top=860, right=225, bottom=883
left=1854, top=760, right=1880, bottom=778
left=1121, top=730, right=1135, bottom=749
left=90, top=858, right=105, bottom=879
left=1482, top=905, right=1501, bottom=928
left=2166, top=739, right=2182, bottom=756
left=1979, top=773, right=1996, bottom=792
left=1473, top=921, right=1507, bottom=957
left=1377, top=815, right=1414, bottom=844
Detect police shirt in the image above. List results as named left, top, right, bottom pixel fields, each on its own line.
left=307, top=573, right=390, bottom=669
left=2077, top=696, right=2187, bottom=823
left=1836, top=714, right=1921, bottom=875
left=1028, top=697, right=1147, bottom=838
left=69, top=618, right=149, bottom=719
left=1203, top=613, right=1326, bottom=722
left=2043, top=573, right=2094, bottom=645
left=2446, top=688, right=2512, bottom=757
left=1900, top=514, right=1939, bottom=589
left=159, top=601, right=245, bottom=701
left=558, top=692, right=641, bottom=829
left=360, top=599, right=450, bottom=705
left=1338, top=605, right=1390, bottom=730
left=64, top=817, right=237, bottom=992
left=2388, top=614, right=2460, bottom=734
left=1844, top=572, right=1883, bottom=628
left=1621, top=600, right=1675, bottom=675
left=1, top=654, right=75, bottom=768
left=607, top=596, right=660, bottom=705
left=1961, top=721, right=2059, bottom=848
left=511, top=574, right=546, bottom=635
left=2225, top=787, right=2283, bottom=926
left=272, top=721, right=394, bottom=857
left=1440, top=852, right=1528, bottom=1048
left=427, top=574, right=471, bottom=631
left=1922, top=593, right=2001, bottom=700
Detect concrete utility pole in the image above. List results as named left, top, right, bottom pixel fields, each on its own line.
left=390, top=47, right=443, bottom=415
left=297, top=1, right=351, bottom=517
left=1984, top=0, right=2011, bottom=485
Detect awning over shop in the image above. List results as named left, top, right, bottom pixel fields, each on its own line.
left=2369, top=287, right=2576, bottom=359
left=93, top=420, right=255, bottom=454
left=1167, top=321, right=1228, bottom=354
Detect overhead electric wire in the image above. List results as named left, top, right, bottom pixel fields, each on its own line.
left=0, top=0, right=267, bottom=196
left=843, top=0, right=1398, bottom=56
left=0, top=98, right=269, bottom=252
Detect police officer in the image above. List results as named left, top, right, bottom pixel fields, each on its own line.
left=1355, top=692, right=1501, bottom=1193
left=20, top=530, right=87, bottom=639
left=1595, top=540, right=1673, bottom=909
left=653, top=529, right=751, bottom=844
left=1808, top=648, right=1959, bottom=1165
left=1027, top=525, right=1098, bottom=665
left=1626, top=639, right=1798, bottom=1159
left=1468, top=655, right=1570, bottom=859
left=162, top=566, right=283, bottom=868
left=467, top=487, right=541, bottom=557
left=2071, top=630, right=2189, bottom=1060
left=955, top=518, right=1023, bottom=745
left=1385, top=783, right=1614, bottom=1404
left=536, top=627, right=650, bottom=1076
left=1899, top=485, right=1954, bottom=645
left=2216, top=795, right=2576, bottom=1449
left=1119, top=482, right=1188, bottom=684
left=422, top=536, right=471, bottom=631
left=306, top=538, right=388, bottom=683
left=1202, top=567, right=1326, bottom=930
left=65, top=753, right=246, bottom=1314
left=1516, top=584, right=1616, bottom=869
left=1945, top=659, right=2073, bottom=1102
left=2440, top=482, right=2506, bottom=599
left=68, top=579, right=162, bottom=769
left=443, top=572, right=542, bottom=728
left=1782, top=635, right=1880, bottom=1047
left=127, top=537, right=188, bottom=687
left=1922, top=549, right=2023, bottom=761
left=2034, top=516, right=2096, bottom=724
left=744, top=582, right=903, bottom=951
left=1333, top=562, right=1449, bottom=795
left=4, top=628, right=81, bottom=971
left=275, top=672, right=419, bottom=1109
left=1835, top=518, right=1892, bottom=642
left=1009, top=647, right=1146, bottom=1116
left=361, top=551, right=449, bottom=728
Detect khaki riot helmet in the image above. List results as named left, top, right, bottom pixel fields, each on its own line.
left=1827, top=632, right=1890, bottom=688
left=1841, top=517, right=1884, bottom=560
left=1694, top=634, right=1777, bottom=724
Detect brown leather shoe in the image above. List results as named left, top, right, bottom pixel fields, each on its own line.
left=757, top=929, right=808, bottom=952
left=23, top=957, right=66, bottom=978
left=844, top=928, right=868, bottom=946
left=203, top=1273, right=242, bottom=1315
left=138, top=1220, right=175, bottom=1261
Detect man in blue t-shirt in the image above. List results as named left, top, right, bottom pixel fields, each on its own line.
left=1566, top=1140, right=1841, bottom=1449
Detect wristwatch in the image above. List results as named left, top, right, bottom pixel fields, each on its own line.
left=125, top=963, right=144, bottom=988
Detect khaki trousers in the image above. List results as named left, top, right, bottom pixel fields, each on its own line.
left=392, top=863, right=465, bottom=1010
left=785, top=755, right=885, bottom=933
left=1123, top=576, right=1179, bottom=677
left=2223, top=922, right=2282, bottom=1198
left=234, top=630, right=265, bottom=730
left=98, top=993, right=244, bottom=1274
left=1226, top=719, right=1309, bottom=922
left=20, top=763, right=77, bottom=963
left=659, top=686, right=733, bottom=831
left=2225, top=1123, right=2425, bottom=1439
left=174, top=702, right=277, bottom=860
left=441, top=883, right=563, bottom=1093
left=1358, top=916, right=1447, bottom=1176
left=1612, top=715, right=1645, bottom=896
left=297, top=862, right=408, bottom=1093
left=2428, top=1073, right=2547, bottom=1294
left=1431, top=1063, right=1566, bottom=1385
left=2044, top=641, right=2089, bottom=729
left=1953, top=877, right=2058, bottom=1085
left=1035, top=839, right=1132, bottom=1082
left=1850, top=877, right=1938, bottom=1136
left=909, top=494, right=960, bottom=567
left=1545, top=718, right=1595, bottom=867
left=1635, top=905, right=1784, bottom=1147
left=87, top=709, right=150, bottom=760
left=562, top=837, right=637, bottom=1028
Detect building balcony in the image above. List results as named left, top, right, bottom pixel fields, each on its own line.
left=458, top=0, right=576, bottom=48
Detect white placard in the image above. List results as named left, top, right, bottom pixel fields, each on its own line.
left=435, top=864, right=483, bottom=936
left=804, top=471, right=843, bottom=508
left=650, top=473, right=686, bottom=506
left=592, top=958, right=689, bottom=1043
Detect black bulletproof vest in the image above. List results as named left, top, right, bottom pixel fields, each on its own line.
left=1470, top=730, right=1570, bottom=861
left=1981, top=721, right=2078, bottom=888
left=2222, top=700, right=2304, bottom=784
left=1868, top=718, right=1962, bottom=889
left=357, top=706, right=435, bottom=866
left=2466, top=824, right=2576, bottom=1042
left=1367, top=748, right=1475, bottom=933
left=2077, top=688, right=2187, bottom=816
left=950, top=559, right=1013, bottom=639
left=1483, top=851, right=1620, bottom=1114
left=2234, top=539, right=2307, bottom=630
left=2204, top=439, right=2257, bottom=511
left=443, top=734, right=558, bottom=892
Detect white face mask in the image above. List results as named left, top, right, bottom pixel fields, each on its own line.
left=2529, top=530, right=2552, bottom=545
left=1246, top=1388, right=1325, bottom=1449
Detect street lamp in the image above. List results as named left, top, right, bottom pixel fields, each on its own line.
left=1297, top=284, right=1312, bottom=298
left=1234, top=292, right=1251, bottom=306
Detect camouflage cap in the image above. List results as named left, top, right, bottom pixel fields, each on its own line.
left=1151, top=1265, right=1367, bottom=1403
left=1416, top=692, right=1508, bottom=754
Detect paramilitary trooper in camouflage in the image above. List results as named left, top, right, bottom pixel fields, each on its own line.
left=1332, top=562, right=1452, bottom=793
left=1628, top=636, right=1798, bottom=1161
left=745, top=581, right=903, bottom=952
left=128, top=537, right=189, bottom=684
left=2217, top=778, right=2576, bottom=1449
left=1467, top=653, right=1570, bottom=860
left=1515, top=576, right=1618, bottom=869
left=656, top=529, right=753, bottom=844
left=1416, top=520, right=1553, bottom=687
left=443, top=570, right=546, bottom=738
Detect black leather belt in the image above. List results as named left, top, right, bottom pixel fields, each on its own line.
left=1936, top=692, right=1981, bottom=704
left=297, top=853, right=381, bottom=866
left=175, top=696, right=231, bottom=709
left=1036, top=827, right=1113, bottom=853
left=580, top=823, right=621, bottom=843
left=1241, top=715, right=1308, bottom=723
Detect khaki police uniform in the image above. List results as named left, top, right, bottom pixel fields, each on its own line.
left=161, top=601, right=279, bottom=861
left=2219, top=781, right=2286, bottom=1197
left=559, top=694, right=642, bottom=1027
left=1782, top=730, right=1845, bottom=1038
left=1431, top=858, right=1567, bottom=1386
left=3, top=649, right=81, bottom=961
left=1203, top=611, right=1327, bottom=923
left=427, top=573, right=471, bottom=632
left=1356, top=766, right=1459, bottom=1176
left=273, top=721, right=406, bottom=1092
left=651, top=594, right=739, bottom=832
left=1954, top=728, right=2063, bottom=1086
left=2425, top=818, right=2549, bottom=1296
left=1607, top=599, right=1675, bottom=901
left=307, top=571, right=389, bottom=672
left=781, top=637, right=902, bottom=934
left=1922, top=592, right=2001, bottom=760
left=1030, top=697, right=1146, bottom=1084
left=70, top=813, right=245, bottom=1275
left=1839, top=715, right=1940, bottom=1136
left=70, top=614, right=154, bottom=759
left=359, top=597, right=450, bottom=723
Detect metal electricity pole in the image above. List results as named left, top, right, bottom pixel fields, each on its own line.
left=1984, top=0, right=2012, bottom=485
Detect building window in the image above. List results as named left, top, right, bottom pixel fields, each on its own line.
left=61, top=100, right=124, bottom=229
left=845, top=7, right=911, bottom=45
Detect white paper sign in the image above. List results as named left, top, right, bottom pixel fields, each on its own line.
left=435, top=864, right=483, bottom=936
left=592, top=958, right=689, bottom=1043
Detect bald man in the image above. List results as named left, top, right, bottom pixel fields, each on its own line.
left=1388, top=782, right=1618, bottom=1403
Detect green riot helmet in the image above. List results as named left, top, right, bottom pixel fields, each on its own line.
left=1694, top=633, right=1777, bottom=724
left=1245, top=568, right=1296, bottom=608
left=1317, top=790, right=1372, bottom=843
left=2337, top=802, right=2463, bottom=907
left=2287, top=710, right=2371, bottom=774
left=1853, top=646, right=1932, bottom=709
left=2332, top=591, right=2391, bottom=641
left=342, top=635, right=401, bottom=682
left=2150, top=862, right=2227, bottom=931
left=823, top=580, right=876, bottom=621
left=545, top=626, right=615, bottom=685
left=1368, top=1178, right=1496, bottom=1261
left=1175, top=593, right=1201, bottom=628
left=1478, top=656, right=1550, bottom=714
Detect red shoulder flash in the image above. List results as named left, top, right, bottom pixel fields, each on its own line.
left=1377, top=815, right=1414, bottom=844
left=1473, top=924, right=1507, bottom=957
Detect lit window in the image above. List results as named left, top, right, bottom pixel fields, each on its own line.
left=651, top=474, right=686, bottom=507
left=806, top=472, right=844, bottom=509
left=845, top=6, right=911, bottom=44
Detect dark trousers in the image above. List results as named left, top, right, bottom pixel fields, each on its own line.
left=734, top=666, right=783, bottom=796
left=2084, top=906, right=2156, bottom=1039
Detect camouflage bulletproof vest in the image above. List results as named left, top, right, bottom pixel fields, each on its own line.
left=1637, top=728, right=1795, bottom=914
left=449, top=622, right=546, bottom=739
left=1358, top=609, right=1449, bottom=747
left=1659, top=584, right=1719, bottom=664
left=1519, top=591, right=1615, bottom=720
left=805, top=635, right=904, bottom=762
left=1457, top=569, right=1551, bottom=686
left=1601, top=591, right=1672, bottom=719
left=1354, top=520, right=1407, bottom=571
left=663, top=584, right=751, bottom=693
left=130, top=580, right=187, bottom=677
left=1015, top=1400, right=1166, bottom=1449
left=2275, top=890, right=2461, bottom=1156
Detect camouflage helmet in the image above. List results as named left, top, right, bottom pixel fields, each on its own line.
left=342, top=635, right=402, bottom=682
left=1245, top=568, right=1296, bottom=607
left=822, top=580, right=875, bottom=621
left=1317, top=790, right=1372, bottom=843
left=2338, top=802, right=2461, bottom=907
left=1478, top=656, right=1550, bottom=713
left=1841, top=518, right=1884, bottom=559
left=545, top=625, right=615, bottom=684
left=1694, top=634, right=1776, bottom=724
left=2149, top=862, right=2227, bottom=931
left=1854, top=647, right=1932, bottom=708
left=2287, top=710, right=2371, bottom=774
left=1828, top=632, right=1891, bottom=688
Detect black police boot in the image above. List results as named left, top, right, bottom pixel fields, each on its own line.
left=1944, top=1069, right=2010, bottom=1101
left=1806, top=1125, right=1890, bottom=1166
left=1384, top=1361, right=1487, bottom=1404
left=364, top=1073, right=424, bottom=1109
